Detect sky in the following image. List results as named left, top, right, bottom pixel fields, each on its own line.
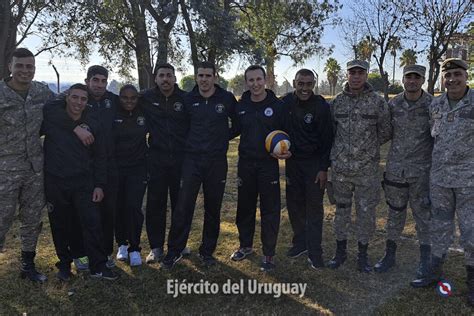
left=26, top=1, right=416, bottom=87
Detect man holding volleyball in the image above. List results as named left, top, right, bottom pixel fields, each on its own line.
left=230, top=65, right=290, bottom=272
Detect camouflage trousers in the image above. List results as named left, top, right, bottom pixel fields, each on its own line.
left=383, top=172, right=431, bottom=245
left=0, top=169, right=45, bottom=252
left=430, top=184, right=474, bottom=266
left=331, top=171, right=380, bottom=244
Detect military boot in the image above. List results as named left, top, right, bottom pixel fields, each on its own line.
left=374, top=240, right=397, bottom=273
left=467, top=265, right=474, bottom=307
left=327, top=240, right=347, bottom=269
left=357, top=242, right=372, bottom=273
left=20, top=251, right=47, bottom=283
left=416, top=244, right=431, bottom=278
left=410, top=255, right=444, bottom=288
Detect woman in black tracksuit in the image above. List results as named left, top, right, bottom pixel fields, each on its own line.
left=114, top=84, right=148, bottom=266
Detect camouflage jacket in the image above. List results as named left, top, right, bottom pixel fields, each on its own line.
left=386, top=91, right=434, bottom=179
left=0, top=79, right=54, bottom=172
left=430, top=87, right=474, bottom=188
left=330, top=82, right=391, bottom=176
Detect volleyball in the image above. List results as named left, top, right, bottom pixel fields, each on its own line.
left=265, top=130, right=291, bottom=155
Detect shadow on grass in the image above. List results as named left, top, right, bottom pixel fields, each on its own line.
left=0, top=142, right=471, bottom=314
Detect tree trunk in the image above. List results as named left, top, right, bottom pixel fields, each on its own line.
left=156, top=29, right=169, bottom=65
left=266, top=57, right=276, bottom=91
left=427, top=61, right=440, bottom=95
left=131, top=2, right=153, bottom=89
left=265, top=47, right=277, bottom=91
left=392, top=53, right=396, bottom=85
left=377, top=52, right=389, bottom=101
left=0, top=0, right=16, bottom=80
left=180, top=0, right=199, bottom=75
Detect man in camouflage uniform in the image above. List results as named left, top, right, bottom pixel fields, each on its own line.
left=327, top=60, right=391, bottom=273
left=0, top=48, right=54, bottom=282
left=411, top=58, right=474, bottom=307
left=374, top=65, right=433, bottom=281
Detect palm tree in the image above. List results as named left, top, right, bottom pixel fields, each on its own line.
left=399, top=49, right=418, bottom=67
left=324, top=57, right=341, bottom=96
left=357, top=37, right=375, bottom=71
left=388, top=36, right=402, bottom=85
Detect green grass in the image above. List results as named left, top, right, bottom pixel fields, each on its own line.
left=0, top=140, right=471, bottom=315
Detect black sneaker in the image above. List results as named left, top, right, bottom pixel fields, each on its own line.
left=286, top=246, right=308, bottom=258
left=20, top=268, right=48, bottom=283
left=230, top=247, right=253, bottom=261
left=90, top=267, right=119, bottom=281
left=146, top=247, right=164, bottom=264
left=198, top=254, right=217, bottom=267
left=56, top=268, right=73, bottom=282
left=308, top=256, right=325, bottom=270
left=260, top=256, right=276, bottom=272
left=161, top=253, right=182, bottom=270
left=181, top=247, right=192, bottom=257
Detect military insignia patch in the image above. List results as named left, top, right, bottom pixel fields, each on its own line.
left=174, top=102, right=183, bottom=112
left=136, top=116, right=145, bottom=126
left=264, top=107, right=273, bottom=117
left=215, top=104, right=225, bottom=113
left=79, top=123, right=91, bottom=131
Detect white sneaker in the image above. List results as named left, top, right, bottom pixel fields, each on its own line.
left=129, top=251, right=142, bottom=266
left=116, top=245, right=128, bottom=261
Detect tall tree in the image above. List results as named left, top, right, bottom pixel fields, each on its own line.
left=353, top=0, right=409, bottom=100
left=357, top=36, right=376, bottom=69
left=340, top=19, right=366, bottom=60
left=179, top=0, right=249, bottom=75
left=0, top=0, right=51, bottom=79
left=388, top=36, right=401, bottom=84
left=397, top=0, right=472, bottom=94
left=38, top=0, right=179, bottom=89
left=399, top=48, right=417, bottom=67
left=324, top=57, right=341, bottom=96
left=228, top=74, right=246, bottom=96
left=240, top=0, right=341, bottom=90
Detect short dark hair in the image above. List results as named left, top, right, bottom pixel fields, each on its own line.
left=197, top=61, right=216, bottom=75
left=119, top=84, right=138, bottom=95
left=11, top=48, right=34, bottom=60
left=295, top=69, right=315, bottom=79
left=86, top=65, right=109, bottom=79
left=68, top=83, right=89, bottom=94
left=155, top=63, right=175, bottom=75
left=244, top=65, right=266, bottom=80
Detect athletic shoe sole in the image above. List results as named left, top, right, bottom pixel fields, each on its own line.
left=90, top=272, right=119, bottom=281
left=287, top=249, right=308, bottom=259
left=230, top=249, right=253, bottom=261
left=161, top=254, right=183, bottom=270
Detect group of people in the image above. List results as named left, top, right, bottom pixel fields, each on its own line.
left=0, top=47, right=472, bottom=306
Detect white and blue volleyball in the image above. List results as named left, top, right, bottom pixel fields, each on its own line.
left=265, top=130, right=291, bottom=155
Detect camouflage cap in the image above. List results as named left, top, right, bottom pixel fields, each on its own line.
left=441, top=58, right=468, bottom=72
left=347, top=60, right=369, bottom=71
left=403, top=65, right=426, bottom=77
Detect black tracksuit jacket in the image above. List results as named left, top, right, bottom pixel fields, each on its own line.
left=41, top=99, right=106, bottom=188
left=281, top=92, right=333, bottom=170
left=183, top=84, right=238, bottom=157
left=236, top=89, right=288, bottom=160
left=139, top=85, right=188, bottom=158
left=113, top=105, right=148, bottom=169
